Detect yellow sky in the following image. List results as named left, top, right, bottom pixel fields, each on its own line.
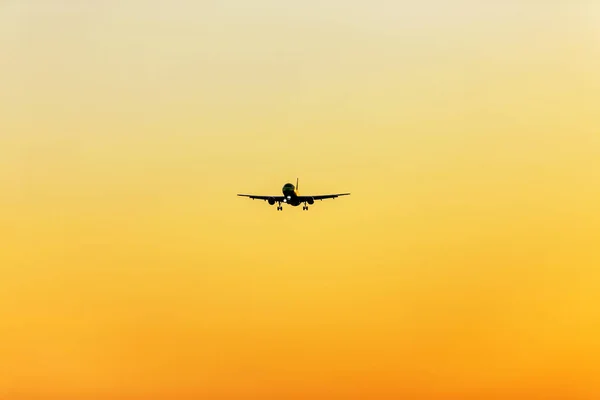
left=1, top=1, right=599, bottom=399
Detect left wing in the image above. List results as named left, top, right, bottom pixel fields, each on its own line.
left=237, top=194, right=284, bottom=201
left=299, top=193, right=351, bottom=201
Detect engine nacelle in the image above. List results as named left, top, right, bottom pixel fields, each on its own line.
left=267, top=197, right=276, bottom=205
left=307, top=197, right=315, bottom=205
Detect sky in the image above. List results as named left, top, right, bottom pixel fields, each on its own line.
left=1, top=1, right=599, bottom=399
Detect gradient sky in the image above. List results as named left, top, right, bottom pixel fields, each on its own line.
left=1, top=1, right=600, bottom=399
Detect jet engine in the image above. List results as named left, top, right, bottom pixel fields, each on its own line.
left=307, top=197, right=315, bottom=205
left=267, top=197, right=276, bottom=205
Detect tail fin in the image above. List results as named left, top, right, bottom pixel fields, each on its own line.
left=296, top=178, right=299, bottom=191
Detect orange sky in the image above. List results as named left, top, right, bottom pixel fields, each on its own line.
left=1, top=1, right=600, bottom=399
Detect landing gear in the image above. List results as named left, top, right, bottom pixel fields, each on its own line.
left=302, top=204, right=309, bottom=211
left=277, top=203, right=283, bottom=211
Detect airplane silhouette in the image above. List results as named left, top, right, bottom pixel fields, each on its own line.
left=237, top=178, right=350, bottom=211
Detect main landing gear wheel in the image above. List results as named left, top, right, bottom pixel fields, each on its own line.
left=277, top=205, right=282, bottom=211
left=302, top=206, right=309, bottom=211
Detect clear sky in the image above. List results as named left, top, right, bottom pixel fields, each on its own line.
left=1, top=1, right=599, bottom=399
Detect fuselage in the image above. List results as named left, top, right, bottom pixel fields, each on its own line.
left=282, top=183, right=300, bottom=206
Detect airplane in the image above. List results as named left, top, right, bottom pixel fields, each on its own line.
left=237, top=178, right=350, bottom=211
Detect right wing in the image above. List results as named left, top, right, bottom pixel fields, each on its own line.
left=237, top=194, right=284, bottom=201
left=308, top=193, right=351, bottom=201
